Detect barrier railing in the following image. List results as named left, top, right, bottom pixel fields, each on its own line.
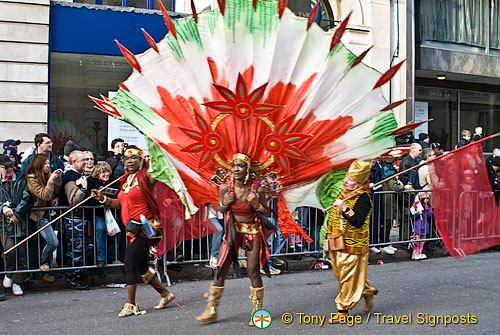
left=4, top=189, right=497, bottom=285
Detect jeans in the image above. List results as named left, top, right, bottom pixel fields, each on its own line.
left=298, top=207, right=322, bottom=255
left=94, top=216, right=106, bottom=262
left=209, top=218, right=224, bottom=259
left=267, top=216, right=285, bottom=266
left=38, top=218, right=59, bottom=265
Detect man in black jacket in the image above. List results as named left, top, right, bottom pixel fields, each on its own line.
left=106, top=138, right=125, bottom=179
left=61, top=150, right=90, bottom=290
left=398, top=143, right=421, bottom=243
left=0, top=155, right=31, bottom=297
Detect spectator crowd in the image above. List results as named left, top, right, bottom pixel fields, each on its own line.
left=1, top=127, right=499, bottom=301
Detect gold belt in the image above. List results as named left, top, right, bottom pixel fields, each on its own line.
left=234, top=222, right=259, bottom=234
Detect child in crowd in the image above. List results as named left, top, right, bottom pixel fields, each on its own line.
left=456, top=129, right=471, bottom=148
left=411, top=192, right=433, bottom=260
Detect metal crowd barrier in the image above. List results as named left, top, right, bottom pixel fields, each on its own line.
left=5, top=189, right=498, bottom=285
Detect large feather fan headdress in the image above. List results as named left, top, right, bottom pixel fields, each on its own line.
left=91, top=0, right=414, bottom=228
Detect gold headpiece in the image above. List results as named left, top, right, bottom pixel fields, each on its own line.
left=232, top=153, right=252, bottom=184
left=346, top=160, right=371, bottom=184
left=232, top=153, right=252, bottom=165
left=124, top=148, right=144, bottom=158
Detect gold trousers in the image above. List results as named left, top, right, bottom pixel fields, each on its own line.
left=329, top=250, right=374, bottom=311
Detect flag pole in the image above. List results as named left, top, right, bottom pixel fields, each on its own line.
left=323, top=132, right=500, bottom=213
left=322, top=161, right=425, bottom=212
left=3, top=177, right=122, bottom=256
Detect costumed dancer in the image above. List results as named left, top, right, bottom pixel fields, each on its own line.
left=196, top=153, right=272, bottom=325
left=91, top=146, right=174, bottom=317
left=327, top=160, right=378, bottom=323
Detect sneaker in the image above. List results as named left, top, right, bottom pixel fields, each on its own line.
left=411, top=253, right=419, bottom=260
left=12, top=284, right=23, bottom=296
left=69, top=282, right=89, bottom=290
left=418, top=253, right=427, bottom=260
left=41, top=273, right=56, bottom=283
left=40, top=263, right=50, bottom=272
left=111, top=260, right=124, bottom=265
left=3, top=276, right=12, bottom=288
left=272, top=258, right=285, bottom=267
left=269, top=266, right=281, bottom=275
left=370, top=247, right=381, bottom=254
left=387, top=245, right=397, bottom=252
left=380, top=246, right=395, bottom=255
left=209, top=256, right=218, bottom=269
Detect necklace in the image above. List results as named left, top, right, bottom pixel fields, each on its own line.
left=123, top=173, right=138, bottom=194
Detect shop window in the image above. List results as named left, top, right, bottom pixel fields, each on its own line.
left=49, top=53, right=130, bottom=158
left=416, top=86, right=500, bottom=152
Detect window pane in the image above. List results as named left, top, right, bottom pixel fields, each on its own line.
left=127, top=0, right=147, bottom=9
left=49, top=53, right=130, bottom=158
left=153, top=0, right=173, bottom=10
left=416, top=86, right=458, bottom=151
left=102, top=0, right=123, bottom=6
left=459, top=90, right=500, bottom=152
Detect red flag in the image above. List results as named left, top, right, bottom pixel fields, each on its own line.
left=428, top=140, right=500, bottom=258
left=152, top=182, right=218, bottom=258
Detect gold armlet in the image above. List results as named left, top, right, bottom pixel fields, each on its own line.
left=219, top=201, right=228, bottom=209
left=256, top=203, right=264, bottom=212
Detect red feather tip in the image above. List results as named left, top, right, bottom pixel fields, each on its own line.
left=350, top=45, right=373, bottom=68
left=253, top=0, right=258, bottom=10
left=307, top=3, right=319, bottom=30
left=217, top=0, right=226, bottom=16
left=119, top=83, right=129, bottom=92
left=330, top=12, right=351, bottom=52
left=141, top=28, right=159, bottom=53
left=373, top=59, right=406, bottom=89
left=159, top=0, right=177, bottom=39
left=115, top=40, right=142, bottom=73
left=381, top=98, right=409, bottom=111
left=89, top=96, right=122, bottom=118
left=191, top=0, right=198, bottom=23
left=278, top=0, right=287, bottom=19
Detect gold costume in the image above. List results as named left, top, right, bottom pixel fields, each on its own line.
left=327, top=160, right=377, bottom=313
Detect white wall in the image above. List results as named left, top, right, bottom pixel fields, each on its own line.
left=0, top=0, right=50, bottom=155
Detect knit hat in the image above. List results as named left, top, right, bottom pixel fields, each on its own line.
left=3, top=147, right=18, bottom=159
left=64, top=140, right=80, bottom=156
left=3, top=139, right=21, bottom=149
left=346, top=160, right=371, bottom=184
left=418, top=133, right=429, bottom=141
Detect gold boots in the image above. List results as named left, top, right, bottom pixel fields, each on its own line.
left=118, top=303, right=146, bottom=317
left=195, top=284, right=224, bottom=322
left=363, top=287, right=378, bottom=313
left=248, top=286, right=265, bottom=326
left=329, top=310, right=348, bottom=324
left=154, top=291, right=175, bottom=310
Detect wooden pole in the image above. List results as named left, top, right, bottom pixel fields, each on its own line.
left=3, top=177, right=121, bottom=255
left=323, top=131, right=500, bottom=213
left=322, top=161, right=425, bottom=212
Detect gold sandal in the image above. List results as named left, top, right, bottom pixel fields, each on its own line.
left=118, top=303, right=146, bottom=317
left=153, top=292, right=175, bottom=310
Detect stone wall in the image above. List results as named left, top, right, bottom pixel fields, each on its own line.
left=0, top=0, right=50, bottom=155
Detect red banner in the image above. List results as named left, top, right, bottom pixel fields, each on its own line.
left=428, top=140, right=500, bottom=258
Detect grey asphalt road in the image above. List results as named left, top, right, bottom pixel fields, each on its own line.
left=1, top=252, right=498, bottom=335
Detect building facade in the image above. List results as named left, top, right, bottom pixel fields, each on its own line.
left=11, top=1, right=496, bottom=157
left=412, top=0, right=500, bottom=151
